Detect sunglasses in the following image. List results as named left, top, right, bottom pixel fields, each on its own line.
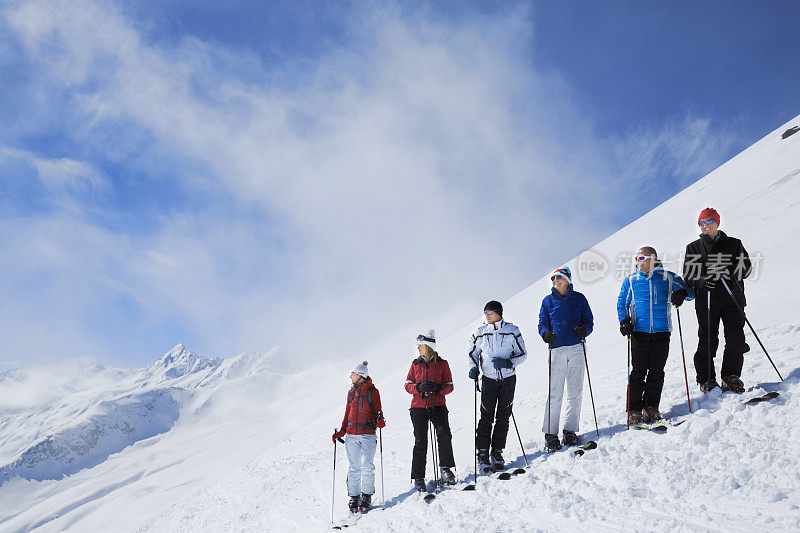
left=550, top=275, right=565, bottom=281
left=416, top=334, right=435, bottom=343
left=634, top=256, right=651, bottom=261
left=483, top=309, right=499, bottom=315
left=698, top=219, right=716, bottom=227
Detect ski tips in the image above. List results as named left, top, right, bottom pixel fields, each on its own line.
left=497, top=472, right=512, bottom=480
left=462, top=484, right=476, bottom=491
left=423, top=494, right=436, bottom=503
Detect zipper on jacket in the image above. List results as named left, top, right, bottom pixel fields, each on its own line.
left=648, top=277, right=654, bottom=333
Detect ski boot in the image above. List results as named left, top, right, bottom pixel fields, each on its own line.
left=545, top=433, right=562, bottom=452
left=490, top=449, right=504, bottom=471
left=721, top=375, right=745, bottom=394
left=562, top=430, right=579, bottom=446
left=477, top=449, right=491, bottom=472
left=348, top=495, right=360, bottom=513
left=358, top=493, right=371, bottom=513
left=441, top=467, right=457, bottom=486
left=643, top=407, right=662, bottom=423
left=628, top=409, right=644, bottom=424
left=700, top=380, right=720, bottom=393
left=413, top=478, right=426, bottom=492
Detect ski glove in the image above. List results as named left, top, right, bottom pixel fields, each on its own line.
left=542, top=331, right=557, bottom=345
left=468, top=367, right=479, bottom=380
left=619, top=317, right=634, bottom=337
left=376, top=411, right=386, bottom=429
left=417, top=380, right=442, bottom=394
left=574, top=324, right=589, bottom=339
left=670, top=288, right=688, bottom=307
left=492, top=358, right=513, bottom=369
left=332, top=429, right=346, bottom=443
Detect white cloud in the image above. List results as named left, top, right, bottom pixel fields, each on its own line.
left=0, top=0, right=739, bottom=366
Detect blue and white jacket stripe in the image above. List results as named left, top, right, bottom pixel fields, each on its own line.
left=616, top=263, right=694, bottom=333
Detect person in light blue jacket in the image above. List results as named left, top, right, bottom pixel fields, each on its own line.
left=617, top=246, right=694, bottom=423
left=538, top=266, right=593, bottom=451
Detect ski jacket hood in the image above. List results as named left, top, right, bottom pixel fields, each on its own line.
left=617, top=263, right=694, bottom=333
left=538, top=285, right=594, bottom=348
left=404, top=357, right=454, bottom=408
left=467, top=319, right=527, bottom=380
left=338, top=377, right=383, bottom=435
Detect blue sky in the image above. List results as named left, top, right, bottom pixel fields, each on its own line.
left=1, top=0, right=798, bottom=368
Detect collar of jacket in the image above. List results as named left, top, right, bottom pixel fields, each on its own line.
left=636, top=262, right=664, bottom=280
left=489, top=319, right=507, bottom=330
left=352, top=377, right=373, bottom=391
left=700, top=230, right=726, bottom=245
left=550, top=285, right=574, bottom=299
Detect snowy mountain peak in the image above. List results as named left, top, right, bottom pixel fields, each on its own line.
left=142, top=344, right=223, bottom=382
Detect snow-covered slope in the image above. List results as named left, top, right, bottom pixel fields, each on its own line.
left=138, top=114, right=800, bottom=532
left=2, top=114, right=799, bottom=532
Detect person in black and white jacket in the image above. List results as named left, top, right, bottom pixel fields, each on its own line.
left=467, top=300, right=527, bottom=471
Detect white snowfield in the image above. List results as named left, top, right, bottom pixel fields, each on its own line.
left=2, top=114, right=800, bottom=532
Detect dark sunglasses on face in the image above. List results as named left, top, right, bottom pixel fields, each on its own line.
left=483, top=309, right=499, bottom=315
left=550, top=275, right=564, bottom=281
left=634, top=256, right=650, bottom=261
left=699, top=219, right=716, bottom=227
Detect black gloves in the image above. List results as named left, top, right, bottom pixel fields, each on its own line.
left=620, top=317, right=634, bottom=336
left=416, top=380, right=443, bottom=394
left=492, top=358, right=513, bottom=369
left=671, top=288, right=688, bottom=307
left=542, top=331, right=557, bottom=344
left=574, top=324, right=589, bottom=339
left=468, top=367, right=479, bottom=380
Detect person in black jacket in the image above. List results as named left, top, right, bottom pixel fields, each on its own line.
left=683, top=207, right=752, bottom=393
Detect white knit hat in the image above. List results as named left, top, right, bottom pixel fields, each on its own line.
left=415, top=329, right=436, bottom=350
left=352, top=361, right=369, bottom=378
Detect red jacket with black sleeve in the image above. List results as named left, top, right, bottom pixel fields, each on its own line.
left=337, top=378, right=385, bottom=436
left=404, top=356, right=454, bottom=408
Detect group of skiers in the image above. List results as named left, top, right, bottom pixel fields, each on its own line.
left=333, top=207, right=752, bottom=513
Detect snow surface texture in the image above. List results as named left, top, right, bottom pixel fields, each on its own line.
left=2, top=115, right=800, bottom=531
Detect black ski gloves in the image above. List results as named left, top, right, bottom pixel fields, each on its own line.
left=574, top=324, right=589, bottom=339
left=468, top=367, right=479, bottom=380
left=619, top=317, right=634, bottom=336
left=492, top=358, right=513, bottom=369
left=416, top=380, right=442, bottom=394
left=670, top=289, right=688, bottom=307
left=542, top=331, right=557, bottom=344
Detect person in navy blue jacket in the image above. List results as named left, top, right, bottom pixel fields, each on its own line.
left=538, top=266, right=593, bottom=451
left=617, top=246, right=694, bottom=423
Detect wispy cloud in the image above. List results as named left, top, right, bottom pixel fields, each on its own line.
left=0, top=0, right=739, bottom=366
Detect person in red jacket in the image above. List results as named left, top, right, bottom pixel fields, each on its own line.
left=332, top=361, right=385, bottom=513
left=404, top=329, right=456, bottom=491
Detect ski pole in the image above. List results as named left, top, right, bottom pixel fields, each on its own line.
left=580, top=340, right=600, bottom=437
left=331, top=429, right=338, bottom=524
left=675, top=307, right=692, bottom=413
left=498, top=368, right=528, bottom=467
left=379, top=427, right=385, bottom=508
left=707, top=291, right=713, bottom=388
left=547, top=345, right=552, bottom=436
left=626, top=336, right=631, bottom=430
left=428, top=417, right=440, bottom=489
left=720, top=278, right=784, bottom=381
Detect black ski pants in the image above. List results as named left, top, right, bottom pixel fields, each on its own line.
left=476, top=374, right=516, bottom=453
left=694, top=299, right=747, bottom=383
left=409, top=406, right=455, bottom=479
left=629, top=332, right=670, bottom=411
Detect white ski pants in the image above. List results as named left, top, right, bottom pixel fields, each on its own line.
left=542, top=343, right=586, bottom=434
left=345, top=433, right=377, bottom=497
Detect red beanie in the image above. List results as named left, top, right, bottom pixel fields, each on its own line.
left=698, top=207, right=720, bottom=225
